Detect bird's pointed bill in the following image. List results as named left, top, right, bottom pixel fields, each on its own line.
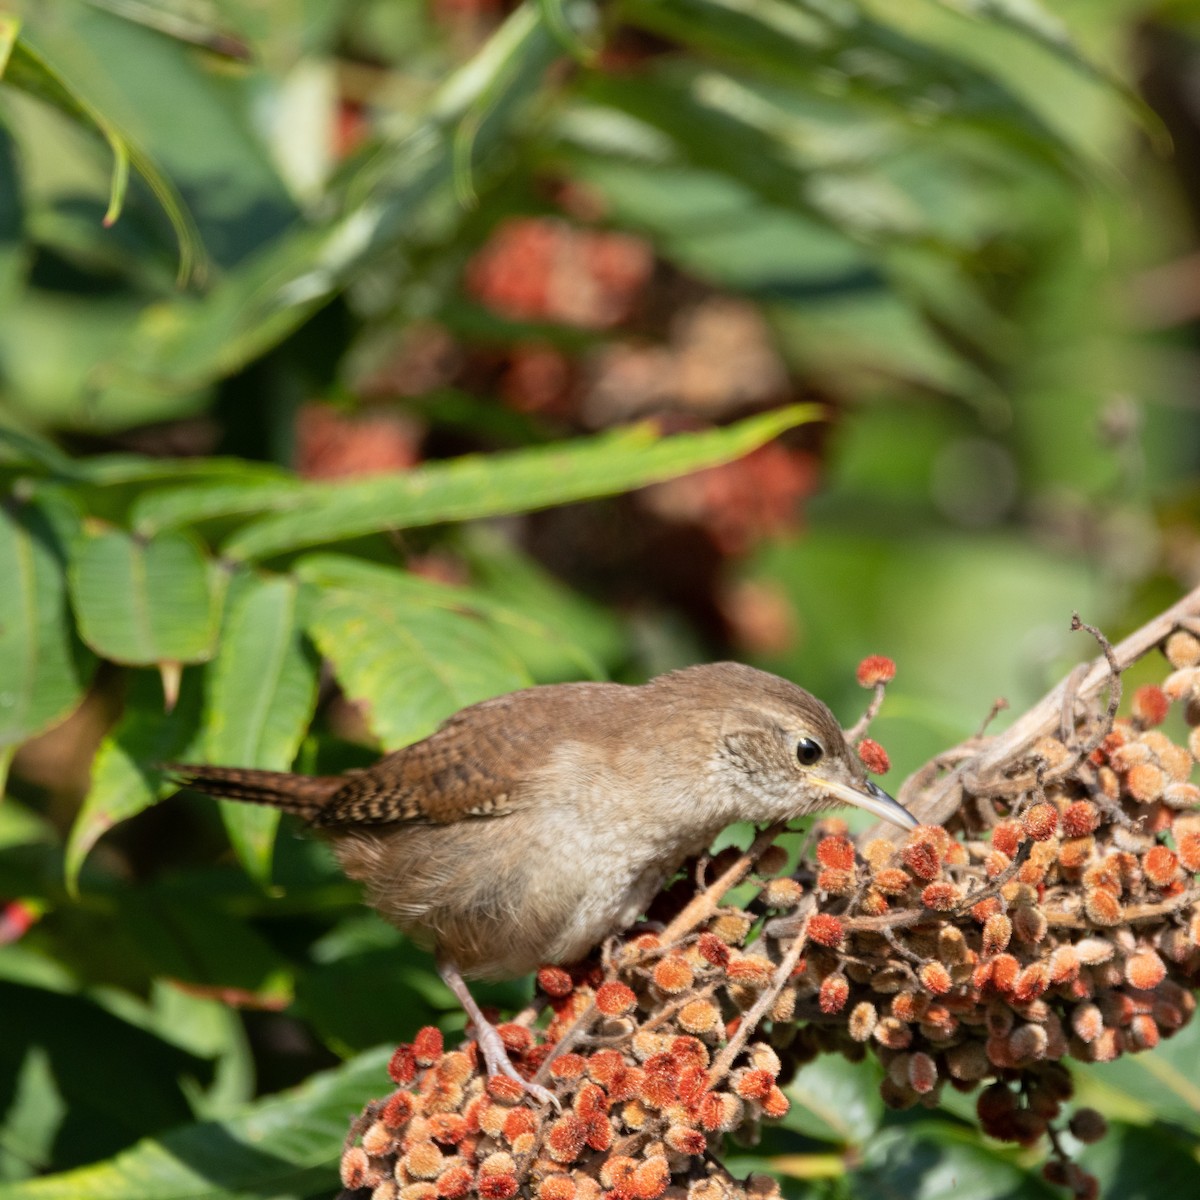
left=812, top=776, right=918, bottom=830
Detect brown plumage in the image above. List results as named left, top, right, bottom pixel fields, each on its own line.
left=169, top=661, right=915, bottom=1100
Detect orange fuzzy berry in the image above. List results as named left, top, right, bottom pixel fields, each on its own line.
left=907, top=1052, right=938, bottom=1094
left=1126, top=762, right=1166, bottom=803
left=653, top=957, right=694, bottom=994
left=486, top=1076, right=526, bottom=1104
left=546, top=1116, right=588, bottom=1163
left=921, top=882, right=959, bottom=910
left=1021, top=804, right=1058, bottom=841
left=696, top=932, right=730, bottom=968
left=807, top=913, right=845, bottom=947
left=1062, top=801, right=1100, bottom=837
left=1071, top=1003, right=1103, bottom=1043
left=502, top=1108, right=536, bottom=1143
left=550, top=1054, right=587, bottom=1079
left=874, top=867, right=912, bottom=895
left=1125, top=949, right=1167, bottom=990
left=990, top=954, right=1019, bottom=992
left=413, top=1026, right=444, bottom=1066
left=382, top=1091, right=415, bottom=1128
left=735, top=1069, right=775, bottom=1102
left=919, top=962, right=952, bottom=995
left=762, top=1086, right=790, bottom=1118
left=540, top=1176, right=577, bottom=1200
left=985, top=851, right=1011, bottom=879
left=340, top=1146, right=371, bottom=1190
left=1013, top=962, right=1049, bottom=1003
left=665, top=1125, right=706, bottom=1155
left=479, top=1176, right=519, bottom=1200
left=859, top=888, right=889, bottom=915
left=1059, top=837, right=1095, bottom=870
left=389, top=1044, right=418, bottom=1085
left=857, top=738, right=890, bottom=775
left=1177, top=828, right=1200, bottom=872
left=678, top=1000, right=720, bottom=1035
left=982, top=914, right=1013, bottom=956
left=538, top=966, right=575, bottom=997
left=1084, top=887, right=1122, bottom=926
left=819, top=975, right=849, bottom=1014
left=992, top=821, right=1023, bottom=857
left=817, top=835, right=856, bottom=870
left=1133, top=685, right=1170, bottom=726
left=856, top=655, right=896, bottom=686
left=817, top=868, right=855, bottom=894
left=1048, top=945, right=1080, bottom=984
left=972, top=897, right=1002, bottom=922
left=596, top=982, right=637, bottom=1016
left=848, top=1001, right=878, bottom=1041
left=437, top=1165, right=475, bottom=1199
left=1143, top=845, right=1180, bottom=887
left=901, top=840, right=941, bottom=882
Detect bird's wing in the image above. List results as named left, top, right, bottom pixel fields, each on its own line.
left=313, top=683, right=622, bottom=828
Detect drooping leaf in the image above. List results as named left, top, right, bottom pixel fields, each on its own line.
left=83, top=0, right=574, bottom=401
left=68, top=528, right=225, bottom=666
left=63, top=668, right=204, bottom=891
left=223, top=404, right=822, bottom=559
left=202, top=573, right=320, bottom=881
left=3, top=9, right=204, bottom=280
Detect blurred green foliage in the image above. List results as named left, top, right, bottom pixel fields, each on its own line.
left=3, top=0, right=1200, bottom=1197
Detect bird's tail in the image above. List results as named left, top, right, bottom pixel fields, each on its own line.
left=165, top=764, right=342, bottom=821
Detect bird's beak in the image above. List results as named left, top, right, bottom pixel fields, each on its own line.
left=811, top=776, right=919, bottom=830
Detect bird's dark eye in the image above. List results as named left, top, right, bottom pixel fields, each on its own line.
left=796, top=738, right=823, bottom=766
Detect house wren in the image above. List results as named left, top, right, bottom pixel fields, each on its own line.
left=170, top=661, right=915, bottom=1101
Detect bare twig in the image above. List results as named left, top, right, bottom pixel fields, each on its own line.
left=868, top=583, right=1200, bottom=840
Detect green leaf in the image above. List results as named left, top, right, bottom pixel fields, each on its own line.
left=64, top=668, right=203, bottom=892
left=203, top=574, right=320, bottom=882
left=853, top=1122, right=1056, bottom=1199
left=620, top=0, right=1078, bottom=175
left=305, top=586, right=531, bottom=750
left=68, top=529, right=225, bottom=666
left=294, top=551, right=613, bottom=682
left=223, top=404, right=822, bottom=560
left=3, top=10, right=204, bottom=281
left=0, top=1045, right=392, bottom=1200
left=0, top=493, right=93, bottom=762
left=782, top=1053, right=885, bottom=1145
left=0, top=980, right=210, bottom=1181
left=83, top=0, right=571, bottom=401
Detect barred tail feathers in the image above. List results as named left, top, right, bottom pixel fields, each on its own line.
left=166, top=764, right=341, bottom=820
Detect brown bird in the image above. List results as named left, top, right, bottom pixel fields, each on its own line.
left=169, top=662, right=915, bottom=1102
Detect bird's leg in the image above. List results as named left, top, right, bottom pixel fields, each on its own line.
left=436, top=956, right=559, bottom=1108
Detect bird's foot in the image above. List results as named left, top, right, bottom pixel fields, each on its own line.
left=475, top=1023, right=561, bottom=1109
left=437, top=955, right=560, bottom=1109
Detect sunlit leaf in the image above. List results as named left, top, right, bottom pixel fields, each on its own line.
left=223, top=405, right=822, bottom=559
left=68, top=528, right=225, bottom=666
left=306, top=585, right=531, bottom=750
left=202, top=573, right=320, bottom=881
